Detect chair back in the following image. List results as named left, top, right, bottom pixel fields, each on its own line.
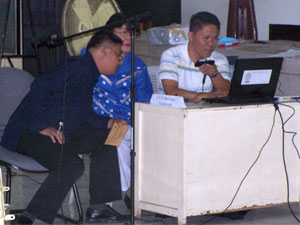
left=0, top=67, right=47, bottom=172
left=148, top=65, right=160, bottom=93
left=0, top=68, right=82, bottom=223
left=0, top=67, right=34, bottom=130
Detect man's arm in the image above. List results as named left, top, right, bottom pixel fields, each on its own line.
left=27, top=75, right=54, bottom=133
left=199, top=63, right=230, bottom=92
left=162, top=79, right=220, bottom=102
left=210, top=73, right=231, bottom=91
left=159, top=47, right=211, bottom=102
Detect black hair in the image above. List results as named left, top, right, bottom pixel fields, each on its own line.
left=189, top=11, right=220, bottom=33
left=86, top=30, right=123, bottom=51
left=105, top=13, right=129, bottom=31
left=105, top=12, right=140, bottom=35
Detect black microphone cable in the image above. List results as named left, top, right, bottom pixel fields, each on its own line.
left=56, top=50, right=69, bottom=224
left=202, top=74, right=207, bottom=93
left=57, top=50, right=68, bottom=185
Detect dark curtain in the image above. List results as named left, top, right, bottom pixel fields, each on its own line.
left=149, top=0, right=181, bottom=27
left=23, top=0, right=67, bottom=77
left=0, top=0, right=18, bottom=54
left=116, top=0, right=181, bottom=27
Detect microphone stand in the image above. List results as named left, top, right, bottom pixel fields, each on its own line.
left=127, top=17, right=136, bottom=225
left=35, top=19, right=126, bottom=48
left=125, top=12, right=150, bottom=225
left=36, top=12, right=150, bottom=48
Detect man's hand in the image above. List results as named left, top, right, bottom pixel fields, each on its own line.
left=39, top=127, right=64, bottom=144
left=212, top=89, right=229, bottom=98
left=191, top=89, right=229, bottom=103
left=107, top=118, right=128, bottom=129
left=200, top=63, right=217, bottom=77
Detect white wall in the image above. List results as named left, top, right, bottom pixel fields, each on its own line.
left=181, top=0, right=300, bottom=40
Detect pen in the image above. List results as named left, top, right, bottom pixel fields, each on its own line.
left=57, top=122, right=63, bottom=135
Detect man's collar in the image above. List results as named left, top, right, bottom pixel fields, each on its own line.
left=84, top=51, right=100, bottom=80
left=182, top=42, right=191, bottom=62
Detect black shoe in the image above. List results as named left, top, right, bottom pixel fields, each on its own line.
left=86, top=206, right=114, bottom=222
left=11, top=215, right=33, bottom=225
left=124, top=195, right=131, bottom=209
left=220, top=210, right=250, bottom=220
left=86, top=205, right=129, bottom=223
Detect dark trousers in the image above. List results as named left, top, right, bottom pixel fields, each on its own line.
left=17, top=126, right=122, bottom=224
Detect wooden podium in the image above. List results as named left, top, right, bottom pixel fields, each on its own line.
left=134, top=102, right=300, bottom=225
left=227, top=0, right=258, bottom=40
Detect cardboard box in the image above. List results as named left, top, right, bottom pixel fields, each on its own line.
left=147, top=24, right=189, bottom=45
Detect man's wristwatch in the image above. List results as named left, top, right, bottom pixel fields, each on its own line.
left=210, top=71, right=219, bottom=78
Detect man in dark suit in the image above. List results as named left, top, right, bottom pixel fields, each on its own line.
left=1, top=30, right=127, bottom=225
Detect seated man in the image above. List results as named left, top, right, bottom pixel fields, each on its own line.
left=157, top=12, right=249, bottom=220
left=158, top=11, right=231, bottom=102
left=1, top=30, right=127, bottom=225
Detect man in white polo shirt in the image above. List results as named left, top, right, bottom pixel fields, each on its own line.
left=158, top=11, right=231, bottom=102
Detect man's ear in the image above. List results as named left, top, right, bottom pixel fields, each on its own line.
left=99, top=47, right=106, bottom=57
left=90, top=47, right=105, bottom=64
left=188, top=31, right=193, bottom=42
left=96, top=47, right=107, bottom=60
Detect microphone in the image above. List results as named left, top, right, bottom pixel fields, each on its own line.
left=125, top=11, right=152, bottom=32
left=194, top=59, right=214, bottom=67
left=194, top=59, right=215, bottom=84
left=133, top=11, right=152, bottom=21
left=35, top=34, right=63, bottom=48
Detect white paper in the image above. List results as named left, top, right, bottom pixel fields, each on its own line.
left=241, top=69, right=272, bottom=85
left=150, top=94, right=187, bottom=108
left=269, top=49, right=300, bottom=58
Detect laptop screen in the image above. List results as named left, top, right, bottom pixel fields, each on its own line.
left=229, top=57, right=283, bottom=100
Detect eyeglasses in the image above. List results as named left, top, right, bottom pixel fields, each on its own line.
left=103, top=46, right=123, bottom=61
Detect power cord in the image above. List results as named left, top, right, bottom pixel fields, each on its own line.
left=276, top=102, right=300, bottom=158
left=276, top=80, right=285, bottom=96
left=276, top=103, right=300, bottom=223
left=102, top=213, right=167, bottom=225
left=202, top=106, right=278, bottom=224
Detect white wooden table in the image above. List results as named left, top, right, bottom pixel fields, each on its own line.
left=134, top=102, right=300, bottom=225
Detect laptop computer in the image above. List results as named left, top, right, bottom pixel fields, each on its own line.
left=203, top=57, right=283, bottom=104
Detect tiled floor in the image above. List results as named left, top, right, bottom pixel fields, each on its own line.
left=2, top=157, right=300, bottom=225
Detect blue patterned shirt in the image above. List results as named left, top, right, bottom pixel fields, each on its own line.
left=93, top=53, right=153, bottom=124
